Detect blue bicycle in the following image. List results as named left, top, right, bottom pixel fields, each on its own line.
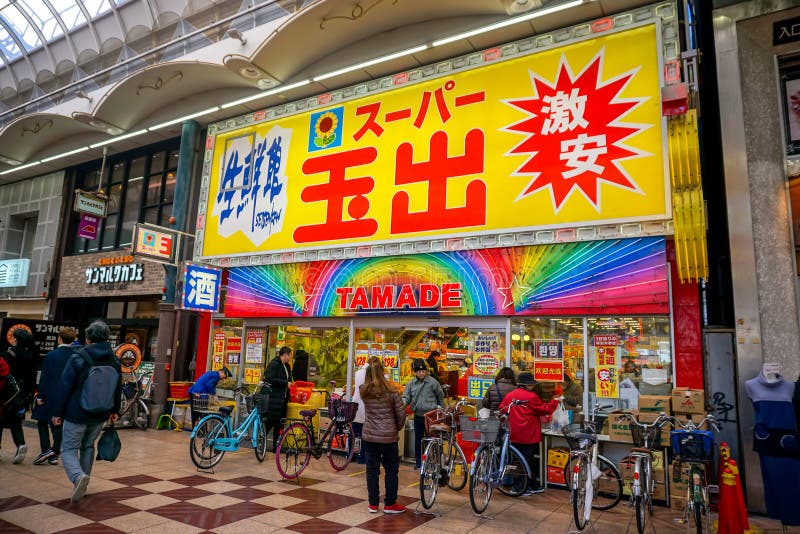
left=189, top=386, right=268, bottom=470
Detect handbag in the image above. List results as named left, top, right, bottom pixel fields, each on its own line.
left=96, top=424, right=122, bottom=461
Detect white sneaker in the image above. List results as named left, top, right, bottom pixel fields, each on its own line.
left=71, top=474, right=90, bottom=503
left=12, top=444, right=27, bottom=464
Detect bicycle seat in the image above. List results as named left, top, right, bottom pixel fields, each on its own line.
left=568, top=432, right=596, bottom=443
left=218, top=406, right=233, bottom=416
left=630, top=447, right=653, bottom=455
left=300, top=409, right=317, bottom=418
left=429, top=423, right=450, bottom=434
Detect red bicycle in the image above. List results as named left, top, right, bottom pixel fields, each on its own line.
left=275, top=381, right=358, bottom=479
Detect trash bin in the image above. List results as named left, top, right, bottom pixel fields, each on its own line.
left=403, top=421, right=415, bottom=461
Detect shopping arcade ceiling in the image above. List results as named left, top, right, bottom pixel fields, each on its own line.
left=0, top=0, right=664, bottom=184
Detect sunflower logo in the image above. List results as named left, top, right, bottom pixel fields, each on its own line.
left=308, top=107, right=344, bottom=151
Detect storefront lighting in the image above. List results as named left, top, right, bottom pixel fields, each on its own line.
left=148, top=107, right=222, bottom=131
left=523, top=334, right=530, bottom=342
left=312, top=45, right=430, bottom=82
left=220, top=80, right=312, bottom=110
left=432, top=0, right=584, bottom=47
left=0, top=160, right=41, bottom=175
left=511, top=333, right=521, bottom=341
left=90, top=129, right=148, bottom=149
left=41, top=146, right=91, bottom=163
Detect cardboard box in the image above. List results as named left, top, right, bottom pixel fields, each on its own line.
left=671, top=495, right=688, bottom=511
left=605, top=410, right=634, bottom=443
left=547, top=465, right=567, bottom=485
left=638, top=382, right=672, bottom=396
left=638, top=395, right=671, bottom=414
left=547, top=447, right=570, bottom=468
left=671, top=388, right=705, bottom=415
left=637, top=413, right=671, bottom=447
left=668, top=460, right=705, bottom=498
left=620, top=457, right=666, bottom=499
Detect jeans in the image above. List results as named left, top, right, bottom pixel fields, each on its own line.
left=38, top=420, right=63, bottom=454
left=413, top=415, right=425, bottom=468
left=61, top=420, right=104, bottom=484
left=363, top=440, right=400, bottom=506
left=0, top=418, right=25, bottom=448
left=512, top=441, right=542, bottom=490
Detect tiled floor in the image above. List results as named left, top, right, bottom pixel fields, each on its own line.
left=0, top=425, right=795, bottom=533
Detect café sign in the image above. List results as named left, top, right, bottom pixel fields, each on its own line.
left=86, top=255, right=144, bottom=288
left=74, top=190, right=108, bottom=217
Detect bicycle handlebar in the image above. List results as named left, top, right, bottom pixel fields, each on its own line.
left=620, top=411, right=672, bottom=428
left=671, top=413, right=721, bottom=432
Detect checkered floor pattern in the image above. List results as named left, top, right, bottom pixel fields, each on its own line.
left=0, top=425, right=793, bottom=533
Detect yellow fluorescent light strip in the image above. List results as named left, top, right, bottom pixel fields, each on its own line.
left=312, top=45, right=430, bottom=82
left=89, top=129, right=148, bottom=149
left=148, top=106, right=222, bottom=131
left=220, top=80, right=312, bottom=109
left=433, top=0, right=585, bottom=47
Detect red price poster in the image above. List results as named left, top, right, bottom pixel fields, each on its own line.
left=533, top=360, right=564, bottom=382
left=383, top=343, right=399, bottom=369
left=355, top=343, right=369, bottom=367
left=226, top=336, right=242, bottom=352
left=596, top=365, right=619, bottom=398
left=595, top=345, right=617, bottom=366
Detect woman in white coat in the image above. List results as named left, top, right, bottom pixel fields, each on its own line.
left=351, top=361, right=369, bottom=464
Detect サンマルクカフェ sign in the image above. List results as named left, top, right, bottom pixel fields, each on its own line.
left=58, top=251, right=164, bottom=298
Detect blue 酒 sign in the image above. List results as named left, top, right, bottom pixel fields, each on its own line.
left=182, top=263, right=222, bottom=312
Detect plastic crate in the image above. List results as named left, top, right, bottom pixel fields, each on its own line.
left=169, top=381, right=192, bottom=398
left=456, top=432, right=478, bottom=463
left=289, top=381, right=315, bottom=404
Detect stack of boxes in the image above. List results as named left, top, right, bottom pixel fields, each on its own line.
left=668, top=386, right=706, bottom=511
left=599, top=385, right=707, bottom=507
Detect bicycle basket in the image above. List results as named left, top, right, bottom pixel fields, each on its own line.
left=671, top=430, right=714, bottom=461
left=329, top=397, right=358, bottom=424
left=630, top=423, right=661, bottom=448
left=562, top=423, right=596, bottom=451
left=253, top=393, right=269, bottom=415
left=424, top=409, right=448, bottom=434
left=191, top=393, right=212, bottom=413
left=121, top=382, right=138, bottom=400
left=459, top=415, right=500, bottom=443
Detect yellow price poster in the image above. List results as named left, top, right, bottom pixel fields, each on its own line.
left=199, top=24, right=667, bottom=260
left=244, top=367, right=261, bottom=384
left=355, top=343, right=369, bottom=367
left=595, top=345, right=617, bottom=367
left=596, top=365, right=619, bottom=399
left=383, top=343, right=399, bottom=369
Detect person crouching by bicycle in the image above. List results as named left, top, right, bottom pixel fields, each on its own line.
left=482, top=366, right=517, bottom=411
left=188, top=367, right=232, bottom=428
left=498, top=372, right=562, bottom=495
left=402, top=359, right=444, bottom=470
left=361, top=356, right=406, bottom=514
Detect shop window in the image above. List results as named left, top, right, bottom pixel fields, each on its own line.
left=120, top=176, right=143, bottom=246
left=162, top=171, right=176, bottom=203
left=511, top=318, right=584, bottom=409
left=106, top=301, right=124, bottom=319
left=4, top=212, right=37, bottom=259
left=145, top=174, right=162, bottom=206
left=276, top=326, right=350, bottom=388
left=587, top=316, right=672, bottom=411
left=101, top=214, right=118, bottom=250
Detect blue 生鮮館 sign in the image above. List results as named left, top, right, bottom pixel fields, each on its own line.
left=182, top=263, right=222, bottom=312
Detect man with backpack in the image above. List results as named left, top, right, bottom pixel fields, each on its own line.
left=51, top=320, right=121, bottom=502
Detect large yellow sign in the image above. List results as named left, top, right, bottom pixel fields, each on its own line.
left=199, top=23, right=667, bottom=259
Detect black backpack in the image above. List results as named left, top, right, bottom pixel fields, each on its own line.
left=77, top=350, right=119, bottom=414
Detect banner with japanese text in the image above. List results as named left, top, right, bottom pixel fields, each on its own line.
left=199, top=23, right=667, bottom=260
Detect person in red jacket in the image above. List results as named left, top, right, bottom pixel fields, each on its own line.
left=499, top=371, right=561, bottom=495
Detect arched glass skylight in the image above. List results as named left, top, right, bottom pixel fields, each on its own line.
left=0, top=0, right=114, bottom=62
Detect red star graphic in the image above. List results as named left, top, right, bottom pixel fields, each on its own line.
left=504, top=50, right=651, bottom=211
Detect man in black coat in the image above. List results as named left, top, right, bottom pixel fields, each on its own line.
left=263, top=346, right=293, bottom=450
left=32, top=327, right=79, bottom=465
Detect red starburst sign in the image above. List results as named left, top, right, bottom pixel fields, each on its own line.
left=505, top=51, right=650, bottom=211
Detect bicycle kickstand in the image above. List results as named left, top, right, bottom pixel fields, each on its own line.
left=413, top=500, right=442, bottom=518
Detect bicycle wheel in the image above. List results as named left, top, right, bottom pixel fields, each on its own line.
left=134, top=399, right=149, bottom=430
left=190, top=415, right=227, bottom=469
left=327, top=422, right=355, bottom=471
left=634, top=462, right=648, bottom=534
left=253, top=418, right=267, bottom=463
left=469, top=446, right=493, bottom=515
left=498, top=447, right=528, bottom=497
left=593, top=456, right=624, bottom=510
left=275, top=423, right=311, bottom=479
left=571, top=456, right=589, bottom=531
left=444, top=441, right=468, bottom=491
left=419, top=440, right=440, bottom=509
